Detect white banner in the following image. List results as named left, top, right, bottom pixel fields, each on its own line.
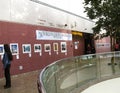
left=36, top=30, right=72, bottom=41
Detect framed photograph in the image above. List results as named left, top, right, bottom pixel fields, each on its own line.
left=10, top=43, right=19, bottom=55
left=0, top=44, right=4, bottom=55
left=34, top=44, right=42, bottom=52
left=53, top=43, right=58, bottom=51
left=44, top=44, right=51, bottom=52
left=22, top=44, right=31, bottom=53
left=61, top=42, right=67, bottom=53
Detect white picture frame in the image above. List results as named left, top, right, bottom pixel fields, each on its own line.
left=61, top=42, right=67, bottom=53
left=0, top=44, right=4, bottom=55
left=44, top=44, right=51, bottom=52
left=34, top=44, right=42, bottom=52
left=10, top=43, right=19, bottom=55
left=22, top=44, right=31, bottom=53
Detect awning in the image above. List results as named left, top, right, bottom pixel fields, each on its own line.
left=72, top=31, right=83, bottom=36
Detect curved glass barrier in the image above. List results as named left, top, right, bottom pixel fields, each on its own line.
left=38, top=52, right=120, bottom=93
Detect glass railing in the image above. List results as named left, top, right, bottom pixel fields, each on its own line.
left=38, top=51, right=120, bottom=93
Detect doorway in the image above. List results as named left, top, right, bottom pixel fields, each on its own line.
left=84, top=33, right=95, bottom=54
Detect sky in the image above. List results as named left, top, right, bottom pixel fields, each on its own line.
left=38, top=0, right=87, bottom=18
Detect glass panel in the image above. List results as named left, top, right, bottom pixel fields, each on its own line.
left=113, top=52, right=120, bottom=75
left=40, top=52, right=120, bottom=93
left=42, top=64, right=57, bottom=93
left=54, top=57, right=77, bottom=93
left=76, top=55, right=97, bottom=89
left=99, top=52, right=115, bottom=78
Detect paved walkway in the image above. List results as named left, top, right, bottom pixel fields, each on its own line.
left=0, top=70, right=40, bottom=93
left=81, top=77, right=120, bottom=93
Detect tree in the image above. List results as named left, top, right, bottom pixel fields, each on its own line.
left=83, top=0, right=120, bottom=51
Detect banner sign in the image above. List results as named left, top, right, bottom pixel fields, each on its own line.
left=96, top=43, right=110, bottom=48
left=36, top=30, right=72, bottom=41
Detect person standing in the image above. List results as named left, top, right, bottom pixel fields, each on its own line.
left=114, top=43, right=119, bottom=51
left=2, top=44, right=13, bottom=89
left=87, top=44, right=92, bottom=54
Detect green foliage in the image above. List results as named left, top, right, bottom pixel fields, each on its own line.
left=84, top=0, right=120, bottom=33
left=83, top=0, right=120, bottom=50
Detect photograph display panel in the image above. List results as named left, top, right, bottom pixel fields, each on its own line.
left=61, top=42, right=67, bottom=53
left=10, top=43, right=19, bottom=55
left=22, top=44, right=31, bottom=53
left=53, top=43, right=58, bottom=51
left=34, top=44, right=42, bottom=52
left=0, top=44, right=4, bottom=55
left=44, top=44, right=51, bottom=52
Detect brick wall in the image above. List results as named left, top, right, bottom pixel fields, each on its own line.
left=0, top=21, right=73, bottom=78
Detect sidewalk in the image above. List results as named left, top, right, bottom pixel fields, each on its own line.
left=0, top=70, right=40, bottom=93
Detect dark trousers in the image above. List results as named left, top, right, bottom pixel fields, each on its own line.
left=4, top=64, right=11, bottom=86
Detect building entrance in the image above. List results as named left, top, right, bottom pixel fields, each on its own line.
left=84, top=33, right=95, bottom=54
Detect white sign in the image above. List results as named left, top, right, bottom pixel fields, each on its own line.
left=36, top=30, right=72, bottom=41
left=96, top=43, right=110, bottom=48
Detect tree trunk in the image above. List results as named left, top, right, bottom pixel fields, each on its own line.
left=110, top=29, right=116, bottom=51
left=110, top=35, right=113, bottom=51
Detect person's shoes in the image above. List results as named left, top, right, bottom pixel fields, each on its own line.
left=4, top=85, right=11, bottom=89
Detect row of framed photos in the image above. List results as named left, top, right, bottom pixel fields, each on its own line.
left=0, top=42, right=67, bottom=55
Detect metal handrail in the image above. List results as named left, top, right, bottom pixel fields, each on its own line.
left=38, top=51, right=120, bottom=93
